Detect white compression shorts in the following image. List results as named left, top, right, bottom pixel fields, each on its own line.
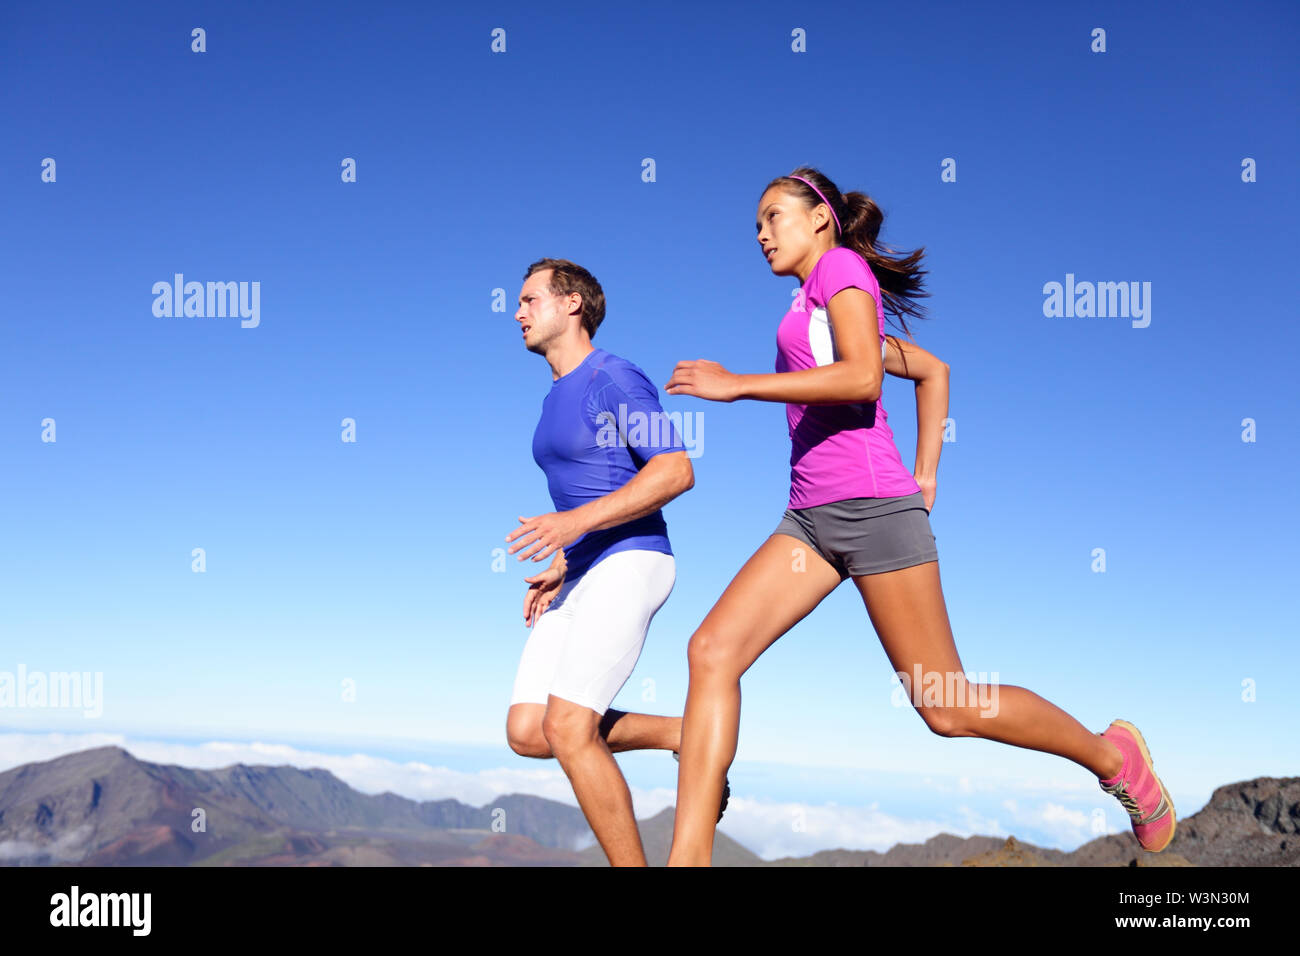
left=509, top=549, right=676, bottom=716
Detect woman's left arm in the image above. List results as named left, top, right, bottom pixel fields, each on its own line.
left=883, top=335, right=950, bottom=488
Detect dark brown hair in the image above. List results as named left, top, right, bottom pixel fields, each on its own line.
left=766, top=166, right=930, bottom=339
left=523, top=258, right=606, bottom=339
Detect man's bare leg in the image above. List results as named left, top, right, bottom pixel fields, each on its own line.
left=543, top=694, right=647, bottom=866
left=507, top=702, right=680, bottom=757
left=601, top=708, right=682, bottom=752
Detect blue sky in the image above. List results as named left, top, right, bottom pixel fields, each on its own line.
left=1, top=0, right=1296, bottom=859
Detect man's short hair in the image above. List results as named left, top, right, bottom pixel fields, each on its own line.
left=523, top=258, right=606, bottom=338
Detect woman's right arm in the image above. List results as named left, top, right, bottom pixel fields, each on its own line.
left=883, top=335, right=949, bottom=505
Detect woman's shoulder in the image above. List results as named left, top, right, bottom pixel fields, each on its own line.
left=832, top=244, right=876, bottom=272
left=811, top=245, right=879, bottom=296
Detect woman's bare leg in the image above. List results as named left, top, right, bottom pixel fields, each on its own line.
left=666, top=534, right=843, bottom=866
left=852, top=560, right=1123, bottom=778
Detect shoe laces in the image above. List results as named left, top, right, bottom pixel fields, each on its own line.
left=1104, top=779, right=1143, bottom=819
left=1103, top=777, right=1167, bottom=827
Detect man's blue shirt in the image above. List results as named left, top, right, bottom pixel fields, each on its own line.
left=531, top=348, right=685, bottom=583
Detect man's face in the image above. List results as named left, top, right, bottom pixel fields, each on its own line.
left=516, top=269, right=579, bottom=354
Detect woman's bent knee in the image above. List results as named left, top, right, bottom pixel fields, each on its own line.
left=686, top=630, right=745, bottom=680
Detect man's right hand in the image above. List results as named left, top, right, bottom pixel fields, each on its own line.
left=523, top=549, right=567, bottom=628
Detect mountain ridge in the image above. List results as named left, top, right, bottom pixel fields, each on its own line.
left=0, top=745, right=1293, bottom=866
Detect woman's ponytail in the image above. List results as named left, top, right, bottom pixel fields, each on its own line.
left=771, top=166, right=931, bottom=339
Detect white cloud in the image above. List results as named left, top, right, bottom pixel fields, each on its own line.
left=952, top=804, right=1008, bottom=837
left=1040, top=802, right=1091, bottom=828
left=713, top=796, right=959, bottom=861
left=985, top=797, right=1109, bottom=847
left=929, top=772, right=1098, bottom=795
left=1022, top=801, right=1100, bottom=844
left=0, top=731, right=133, bottom=770
left=0, top=824, right=94, bottom=863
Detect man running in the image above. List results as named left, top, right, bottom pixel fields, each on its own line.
left=503, top=257, right=725, bottom=866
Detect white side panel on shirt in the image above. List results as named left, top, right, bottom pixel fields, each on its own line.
left=807, top=306, right=877, bottom=416
left=808, top=307, right=835, bottom=367
left=808, top=306, right=887, bottom=366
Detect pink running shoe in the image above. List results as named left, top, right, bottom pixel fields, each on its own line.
left=1098, top=719, right=1176, bottom=852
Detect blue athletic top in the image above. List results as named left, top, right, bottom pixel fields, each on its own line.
left=531, top=347, right=685, bottom=584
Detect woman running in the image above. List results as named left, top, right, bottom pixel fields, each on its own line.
left=661, top=166, right=1175, bottom=866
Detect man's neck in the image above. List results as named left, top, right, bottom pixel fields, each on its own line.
left=546, top=337, right=596, bottom=381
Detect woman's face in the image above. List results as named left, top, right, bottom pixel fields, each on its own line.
left=755, top=185, right=829, bottom=278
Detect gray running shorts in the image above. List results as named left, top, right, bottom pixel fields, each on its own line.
left=772, top=491, right=938, bottom=579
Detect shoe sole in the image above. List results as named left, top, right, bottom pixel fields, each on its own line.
left=1111, top=718, right=1176, bottom=852
left=673, top=751, right=730, bottom=824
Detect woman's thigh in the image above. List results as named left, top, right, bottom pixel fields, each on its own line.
left=852, top=560, right=970, bottom=712
left=688, top=533, right=843, bottom=678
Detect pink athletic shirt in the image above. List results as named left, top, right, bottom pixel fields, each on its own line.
left=775, top=245, right=921, bottom=509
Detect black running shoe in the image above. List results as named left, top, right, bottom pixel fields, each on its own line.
left=673, top=751, right=731, bottom=823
